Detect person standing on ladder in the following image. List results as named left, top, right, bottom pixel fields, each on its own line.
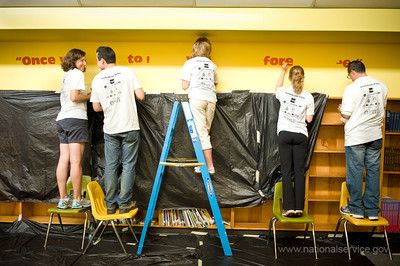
left=179, top=37, right=218, bottom=175
left=91, top=46, right=145, bottom=215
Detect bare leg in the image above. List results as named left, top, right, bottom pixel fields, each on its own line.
left=69, top=143, right=85, bottom=201
left=56, top=144, right=70, bottom=199
left=203, top=148, right=214, bottom=171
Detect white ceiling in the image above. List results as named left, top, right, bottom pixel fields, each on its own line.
left=0, top=0, right=399, bottom=8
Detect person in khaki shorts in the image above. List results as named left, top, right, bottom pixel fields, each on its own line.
left=179, top=37, right=218, bottom=175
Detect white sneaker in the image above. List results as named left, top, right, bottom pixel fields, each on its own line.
left=194, top=166, right=201, bottom=173
left=368, top=216, right=379, bottom=221
left=72, top=198, right=91, bottom=208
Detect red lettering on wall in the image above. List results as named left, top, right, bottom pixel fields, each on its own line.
left=336, top=58, right=363, bottom=67
left=128, top=54, right=150, bottom=64
left=16, top=56, right=61, bottom=65
left=264, top=56, right=294, bottom=66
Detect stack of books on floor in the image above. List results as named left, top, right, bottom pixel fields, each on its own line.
left=161, top=209, right=215, bottom=227
left=381, top=197, right=400, bottom=232
left=386, top=110, right=400, bottom=132
left=384, top=147, right=400, bottom=171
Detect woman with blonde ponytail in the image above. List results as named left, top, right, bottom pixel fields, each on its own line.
left=275, top=63, right=314, bottom=217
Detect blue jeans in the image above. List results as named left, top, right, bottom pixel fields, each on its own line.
left=104, top=130, right=140, bottom=209
left=345, top=139, right=382, bottom=217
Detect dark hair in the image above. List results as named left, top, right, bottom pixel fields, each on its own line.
left=289, top=65, right=305, bottom=94
left=61, top=48, right=86, bottom=72
left=347, top=60, right=366, bottom=74
left=96, top=46, right=116, bottom=64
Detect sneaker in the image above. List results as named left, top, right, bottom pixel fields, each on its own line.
left=57, top=196, right=72, bottom=209
left=194, top=166, right=201, bottom=173
left=367, top=215, right=379, bottom=221
left=72, top=198, right=91, bottom=209
left=340, top=206, right=364, bottom=219
left=295, top=210, right=303, bottom=217
left=119, top=201, right=137, bottom=214
left=282, top=210, right=295, bottom=217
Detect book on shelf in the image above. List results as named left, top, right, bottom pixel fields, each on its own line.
left=160, top=208, right=216, bottom=228
left=381, top=196, right=399, bottom=232
left=384, top=147, right=400, bottom=172
left=386, top=110, right=400, bottom=133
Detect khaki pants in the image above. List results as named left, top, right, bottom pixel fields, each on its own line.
left=189, top=99, right=216, bottom=150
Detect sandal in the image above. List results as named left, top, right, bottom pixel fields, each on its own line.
left=208, top=167, right=215, bottom=175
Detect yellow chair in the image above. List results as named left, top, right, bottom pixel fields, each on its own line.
left=268, top=181, right=318, bottom=260
left=334, top=181, right=392, bottom=260
left=82, top=181, right=138, bottom=254
left=44, top=175, right=92, bottom=249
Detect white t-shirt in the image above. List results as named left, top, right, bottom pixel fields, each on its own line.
left=341, top=76, right=387, bottom=146
left=56, top=68, right=88, bottom=121
left=91, top=66, right=142, bottom=134
left=178, top=57, right=218, bottom=103
left=276, top=86, right=315, bottom=137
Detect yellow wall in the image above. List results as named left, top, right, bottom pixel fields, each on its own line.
left=0, top=8, right=399, bottom=97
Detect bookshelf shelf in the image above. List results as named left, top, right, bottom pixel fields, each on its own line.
left=383, top=171, right=400, bottom=175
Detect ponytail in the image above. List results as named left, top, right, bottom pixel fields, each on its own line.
left=289, top=66, right=305, bottom=94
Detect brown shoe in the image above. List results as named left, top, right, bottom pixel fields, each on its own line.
left=119, top=201, right=137, bottom=214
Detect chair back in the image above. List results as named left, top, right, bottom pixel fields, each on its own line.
left=87, top=181, right=107, bottom=220
left=66, top=175, right=92, bottom=200
left=272, top=181, right=284, bottom=217
left=339, top=181, right=366, bottom=209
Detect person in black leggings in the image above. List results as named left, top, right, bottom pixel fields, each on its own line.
left=275, top=63, right=314, bottom=217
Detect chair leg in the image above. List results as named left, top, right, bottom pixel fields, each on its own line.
left=383, top=226, right=392, bottom=261
left=82, top=220, right=104, bottom=255
left=343, top=220, right=351, bottom=260
left=57, top=213, right=64, bottom=232
left=127, top=221, right=138, bottom=243
left=44, top=213, right=54, bottom=248
left=333, top=217, right=344, bottom=238
left=267, top=217, right=274, bottom=243
left=111, top=220, right=127, bottom=254
left=81, top=211, right=89, bottom=249
left=98, top=220, right=109, bottom=239
left=311, top=223, right=318, bottom=260
left=304, top=223, right=309, bottom=239
left=272, top=218, right=278, bottom=260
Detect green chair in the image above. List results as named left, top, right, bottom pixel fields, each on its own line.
left=268, top=181, right=318, bottom=260
left=44, top=175, right=92, bottom=249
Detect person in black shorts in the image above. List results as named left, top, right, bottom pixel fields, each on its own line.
left=55, top=49, right=91, bottom=209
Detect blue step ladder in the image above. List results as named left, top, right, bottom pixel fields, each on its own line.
left=137, top=95, right=232, bottom=256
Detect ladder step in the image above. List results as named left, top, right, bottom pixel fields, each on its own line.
left=166, top=158, right=198, bottom=162
left=160, top=162, right=204, bottom=167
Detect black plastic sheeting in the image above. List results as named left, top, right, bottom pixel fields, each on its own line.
left=1, top=218, right=394, bottom=265
left=0, top=90, right=327, bottom=209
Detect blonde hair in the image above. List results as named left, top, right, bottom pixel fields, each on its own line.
left=289, top=66, right=305, bottom=94
left=191, top=37, right=211, bottom=58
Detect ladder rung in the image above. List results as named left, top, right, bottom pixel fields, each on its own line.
left=160, top=162, right=204, bottom=167
left=166, top=158, right=198, bottom=163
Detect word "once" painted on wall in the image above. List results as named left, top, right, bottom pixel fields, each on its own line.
left=16, top=56, right=63, bottom=65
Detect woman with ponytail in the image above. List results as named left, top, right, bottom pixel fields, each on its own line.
left=275, top=63, right=314, bottom=217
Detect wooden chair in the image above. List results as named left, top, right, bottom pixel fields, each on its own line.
left=334, top=181, right=392, bottom=260
left=268, top=181, right=318, bottom=260
left=44, top=175, right=92, bottom=249
left=82, top=181, right=138, bottom=254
